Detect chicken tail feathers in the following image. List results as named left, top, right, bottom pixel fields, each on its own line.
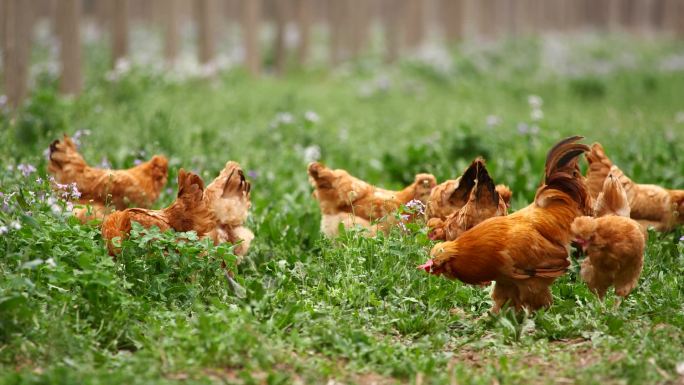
left=473, top=160, right=499, bottom=207
left=47, top=134, right=87, bottom=172
left=450, top=157, right=482, bottom=204
left=537, top=136, right=591, bottom=212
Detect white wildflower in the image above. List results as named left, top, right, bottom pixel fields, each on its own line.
left=528, top=95, right=543, bottom=109
left=531, top=109, right=544, bottom=121
left=304, top=111, right=320, bottom=123
left=303, top=145, right=321, bottom=162
left=0, top=226, right=7, bottom=235
left=10, top=221, right=21, bottom=230
left=486, top=115, right=501, bottom=127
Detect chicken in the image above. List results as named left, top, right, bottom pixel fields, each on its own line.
left=420, top=136, right=592, bottom=312
left=426, top=160, right=511, bottom=221
left=593, top=168, right=630, bottom=218
left=427, top=158, right=509, bottom=240
left=203, top=161, right=254, bottom=258
left=586, top=142, right=684, bottom=231
left=308, top=162, right=436, bottom=236
left=101, top=169, right=215, bottom=255
left=48, top=135, right=168, bottom=212
left=72, top=202, right=112, bottom=223
left=571, top=215, right=644, bottom=299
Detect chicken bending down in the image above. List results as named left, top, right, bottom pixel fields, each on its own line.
left=308, top=162, right=436, bottom=236
left=586, top=143, right=684, bottom=231
left=203, top=161, right=254, bottom=258
left=427, top=158, right=508, bottom=241
left=571, top=216, right=644, bottom=299
left=101, top=170, right=215, bottom=255
left=48, top=135, right=168, bottom=214
left=73, top=201, right=112, bottom=223
left=420, top=136, right=592, bottom=312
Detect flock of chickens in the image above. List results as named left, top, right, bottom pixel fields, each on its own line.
left=47, top=135, right=684, bottom=313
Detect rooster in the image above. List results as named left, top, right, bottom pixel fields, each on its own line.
left=585, top=143, right=684, bottom=231
left=101, top=169, right=215, bottom=255
left=203, top=161, right=254, bottom=258
left=428, top=158, right=508, bottom=241
left=48, top=135, right=168, bottom=212
left=420, top=136, right=592, bottom=312
left=308, top=162, right=436, bottom=236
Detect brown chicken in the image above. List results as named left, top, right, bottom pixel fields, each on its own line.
left=420, top=136, right=592, bottom=312
left=428, top=158, right=508, bottom=241
left=426, top=160, right=511, bottom=222
left=101, top=169, right=215, bottom=255
left=571, top=215, right=644, bottom=299
left=73, top=202, right=112, bottom=223
left=308, top=162, right=436, bottom=236
left=593, top=168, right=630, bottom=218
left=586, top=142, right=684, bottom=231
left=48, top=135, right=168, bottom=212
left=203, top=161, right=254, bottom=258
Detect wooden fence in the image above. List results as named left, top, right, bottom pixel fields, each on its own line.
left=2, top=0, right=684, bottom=109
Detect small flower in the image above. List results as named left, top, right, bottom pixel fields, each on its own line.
left=17, top=163, right=37, bottom=177
left=45, top=258, right=57, bottom=268
left=165, top=188, right=173, bottom=196
left=531, top=108, right=544, bottom=121
left=43, top=147, right=51, bottom=160
left=405, top=199, right=426, bottom=215
left=69, top=183, right=81, bottom=199
left=36, top=177, right=43, bottom=184
left=10, top=221, right=21, bottom=230
left=72, top=129, right=91, bottom=148
left=401, top=214, right=411, bottom=221
left=99, top=156, right=112, bottom=169
left=133, top=159, right=143, bottom=166
left=304, top=111, right=320, bottom=123
left=0, top=225, right=7, bottom=235
left=247, top=170, right=258, bottom=179
left=486, top=115, right=501, bottom=127
left=303, top=145, right=321, bottom=163
left=528, top=95, right=543, bottom=109
left=679, top=235, right=684, bottom=243
left=272, top=112, right=294, bottom=128
left=517, top=122, right=529, bottom=135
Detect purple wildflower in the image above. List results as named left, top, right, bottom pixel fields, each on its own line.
left=680, top=235, right=684, bottom=243
left=99, top=156, right=112, bottom=169
left=133, top=159, right=143, bottom=166
left=17, top=164, right=37, bottom=177
left=405, top=199, right=426, bottom=215
left=517, top=122, right=529, bottom=135
left=72, top=129, right=91, bottom=148
left=247, top=170, right=258, bottom=179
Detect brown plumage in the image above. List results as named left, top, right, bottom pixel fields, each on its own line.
left=203, top=161, right=254, bottom=258
left=101, top=169, right=215, bottom=255
left=593, top=168, right=630, bottom=218
left=430, top=158, right=508, bottom=240
left=586, top=142, right=684, bottom=231
left=308, top=162, right=436, bottom=236
left=420, top=136, right=591, bottom=312
left=571, top=216, right=644, bottom=299
left=48, top=135, right=168, bottom=213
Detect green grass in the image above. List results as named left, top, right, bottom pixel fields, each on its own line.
left=1, top=36, right=684, bottom=384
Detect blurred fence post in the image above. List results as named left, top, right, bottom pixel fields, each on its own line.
left=404, top=0, right=424, bottom=49
left=273, top=0, right=289, bottom=74
left=441, top=0, right=463, bottom=43
left=383, top=0, right=402, bottom=63
left=296, top=0, right=311, bottom=66
left=196, top=0, right=217, bottom=65
left=58, top=0, right=82, bottom=95
left=112, top=0, right=129, bottom=65
left=328, top=0, right=345, bottom=65
left=243, top=0, right=261, bottom=75
left=2, top=0, right=32, bottom=108
left=163, top=0, right=179, bottom=66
